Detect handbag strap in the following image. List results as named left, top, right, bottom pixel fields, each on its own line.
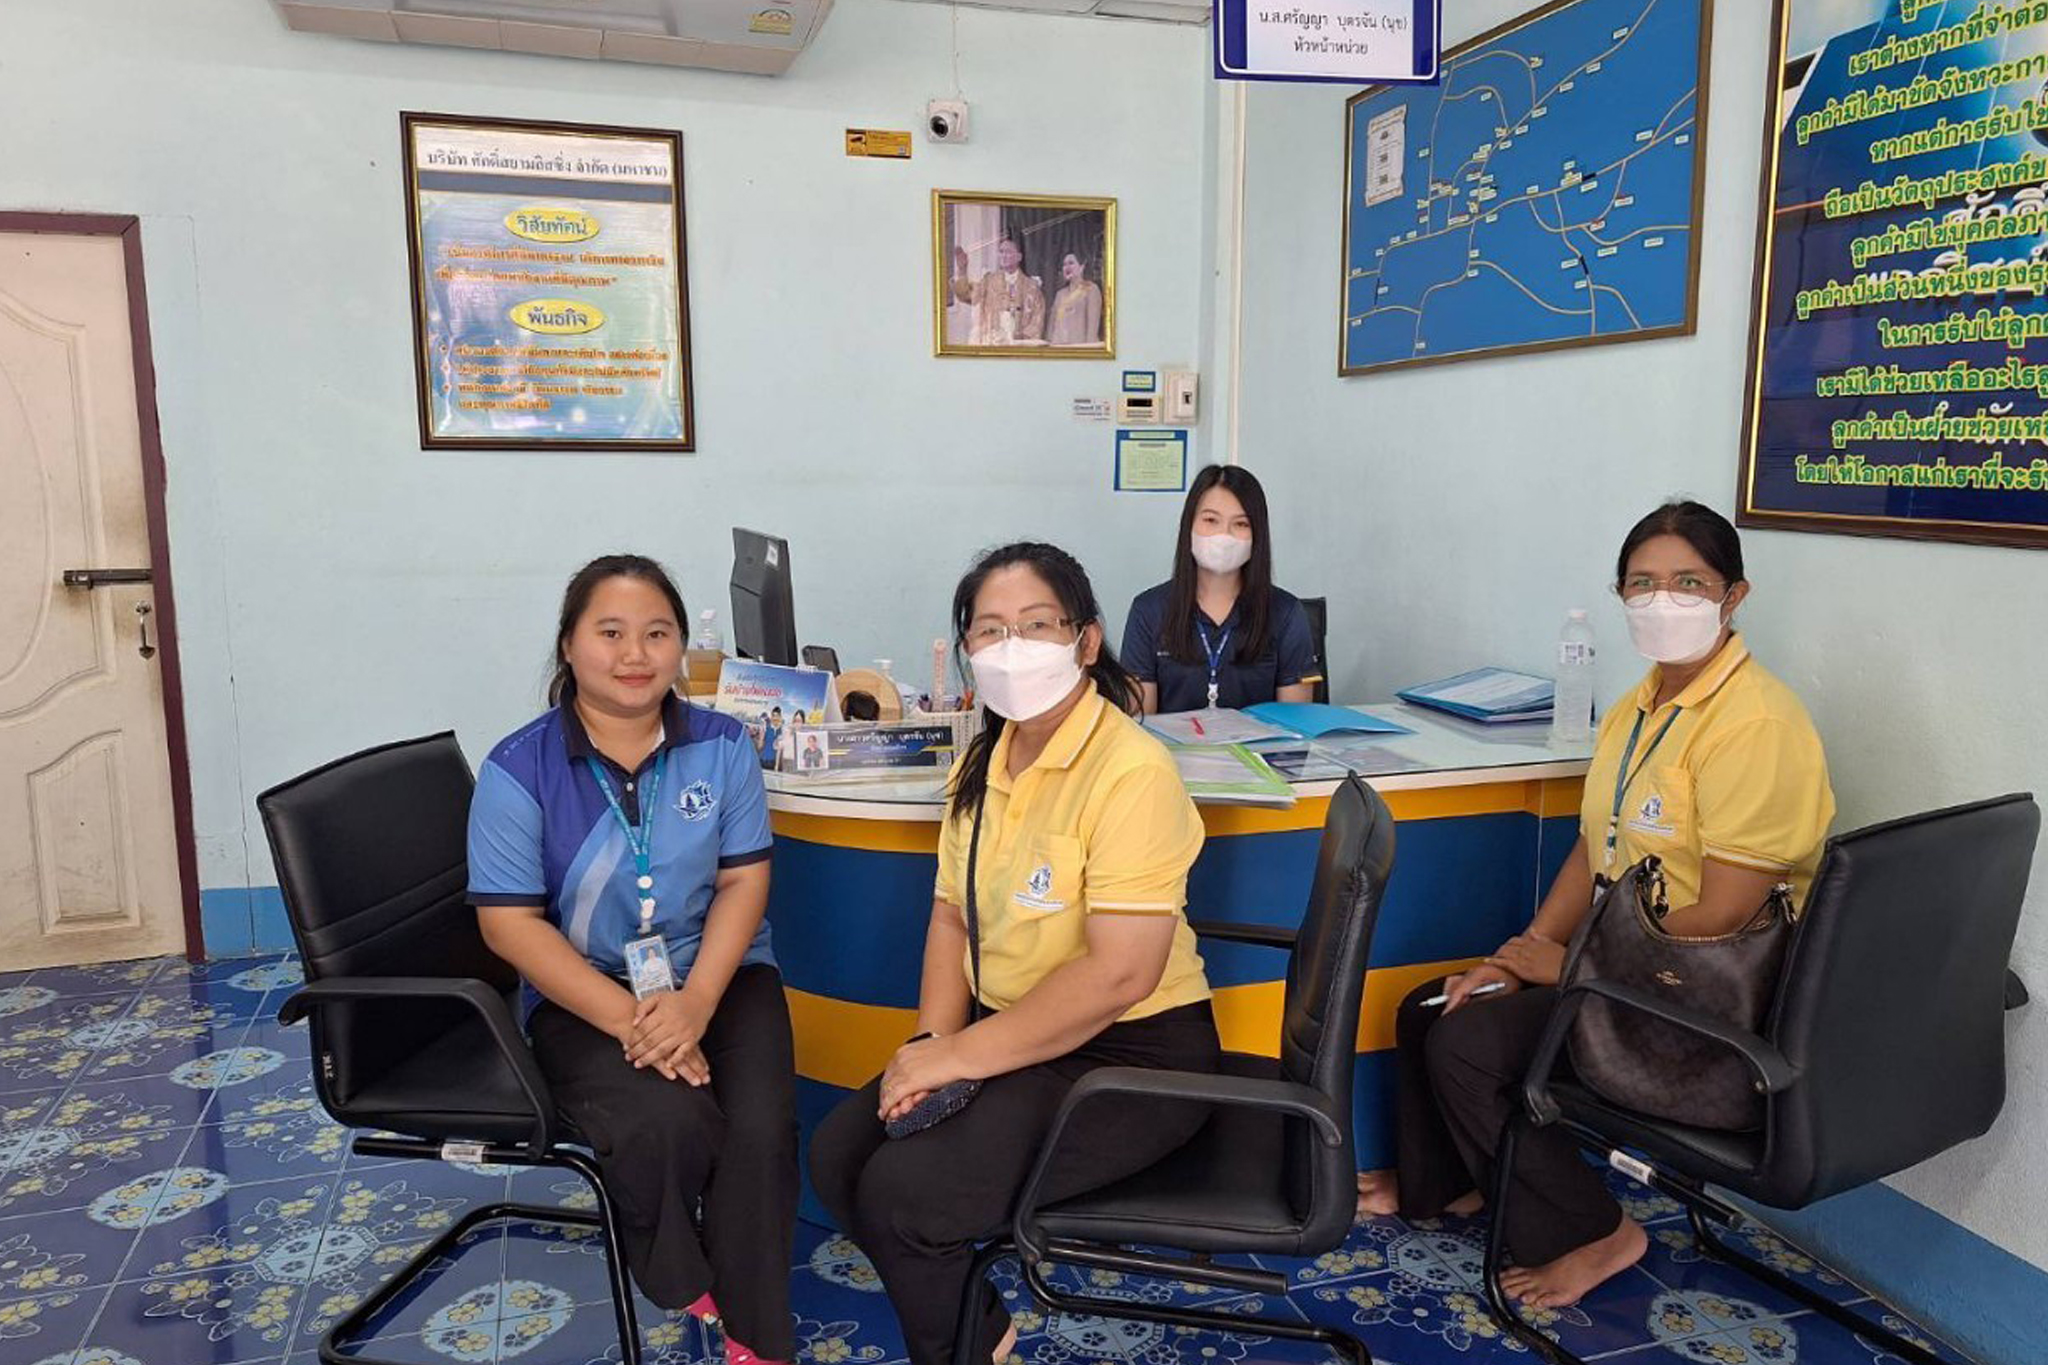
left=965, top=793, right=986, bottom=1022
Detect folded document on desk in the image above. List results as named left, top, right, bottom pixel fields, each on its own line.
left=1242, top=701, right=1412, bottom=738
left=1171, top=744, right=1295, bottom=807
left=1397, top=667, right=1554, bottom=723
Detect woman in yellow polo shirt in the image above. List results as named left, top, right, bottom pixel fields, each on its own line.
left=1356, top=500, right=1834, bottom=1311
left=809, top=541, right=1220, bottom=1365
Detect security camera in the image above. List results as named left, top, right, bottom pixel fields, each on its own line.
left=926, top=99, right=969, bottom=144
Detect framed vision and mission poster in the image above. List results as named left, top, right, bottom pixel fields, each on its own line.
left=402, top=112, right=694, bottom=450
left=1738, top=1, right=2048, bottom=547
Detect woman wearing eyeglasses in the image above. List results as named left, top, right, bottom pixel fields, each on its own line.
left=1355, top=501, right=1834, bottom=1311
left=808, top=542, right=1221, bottom=1365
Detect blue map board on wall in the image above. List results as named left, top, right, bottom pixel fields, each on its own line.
left=1339, top=0, right=1711, bottom=375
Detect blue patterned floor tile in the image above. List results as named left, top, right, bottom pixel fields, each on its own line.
left=498, top=1220, right=617, bottom=1309
left=1594, top=1165, right=1690, bottom=1226
left=1640, top=1221, right=1868, bottom=1311
left=1766, top=1306, right=1975, bottom=1365
left=0, top=1206, right=141, bottom=1292
left=71, top=1008, right=256, bottom=1085
left=94, top=1268, right=309, bottom=1363
left=1297, top=1266, right=1552, bottom=1360
left=350, top=1225, right=510, bottom=1340
left=0, top=996, right=137, bottom=1092
left=492, top=1298, right=618, bottom=1362
left=238, top=1017, right=314, bottom=1061
left=26, top=961, right=167, bottom=998
left=786, top=1243, right=906, bottom=1365
left=1005, top=1288, right=1336, bottom=1365
left=0, top=1283, right=111, bottom=1360
left=185, top=1116, right=353, bottom=1184
left=0, top=1123, right=193, bottom=1219
left=131, top=977, right=276, bottom=1025
left=61, top=1072, right=221, bottom=1132
left=0, top=1088, right=72, bottom=1150
left=123, top=1173, right=340, bottom=1286
left=176, top=956, right=303, bottom=993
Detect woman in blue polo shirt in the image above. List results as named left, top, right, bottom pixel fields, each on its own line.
left=468, top=553, right=796, bottom=1365
left=1120, top=464, right=1321, bottom=714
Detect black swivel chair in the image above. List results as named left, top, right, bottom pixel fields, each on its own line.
left=1488, top=793, right=2040, bottom=1365
left=258, top=733, right=644, bottom=1365
left=953, top=775, right=1396, bottom=1365
left=1299, top=595, right=1331, bottom=704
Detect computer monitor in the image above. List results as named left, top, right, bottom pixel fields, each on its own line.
left=730, top=528, right=798, bottom=666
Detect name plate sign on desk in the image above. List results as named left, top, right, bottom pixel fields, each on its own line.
left=1214, top=0, right=1441, bottom=84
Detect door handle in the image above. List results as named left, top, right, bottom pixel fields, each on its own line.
left=62, top=568, right=153, bottom=588
left=135, top=603, right=156, bottom=660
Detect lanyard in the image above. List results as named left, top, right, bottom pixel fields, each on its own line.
left=1196, top=621, right=1232, bottom=707
left=587, top=749, right=666, bottom=933
left=1603, top=707, right=1682, bottom=867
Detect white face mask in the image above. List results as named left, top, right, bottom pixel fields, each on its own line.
left=971, top=636, right=1085, bottom=722
left=1190, top=531, right=1253, bottom=574
left=1623, top=593, right=1726, bottom=665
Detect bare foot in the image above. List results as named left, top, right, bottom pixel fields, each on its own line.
left=992, top=1320, right=1018, bottom=1363
left=1355, top=1169, right=1398, bottom=1218
left=1445, top=1189, right=1485, bottom=1217
left=1499, top=1217, right=1648, bottom=1309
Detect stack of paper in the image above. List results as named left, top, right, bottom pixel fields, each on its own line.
left=1146, top=703, right=1411, bottom=747
left=1170, top=744, right=1295, bottom=807
left=1396, top=667, right=1554, bottom=724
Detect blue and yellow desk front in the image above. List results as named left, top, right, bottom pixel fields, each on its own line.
left=764, top=703, right=1591, bottom=1218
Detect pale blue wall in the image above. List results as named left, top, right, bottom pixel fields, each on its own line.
left=0, top=0, right=1218, bottom=927
left=1226, top=0, right=2048, bottom=1349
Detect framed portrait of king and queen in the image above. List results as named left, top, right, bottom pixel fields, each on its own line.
left=932, top=190, right=1116, bottom=358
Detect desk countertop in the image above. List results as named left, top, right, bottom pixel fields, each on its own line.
left=762, top=700, right=1593, bottom=822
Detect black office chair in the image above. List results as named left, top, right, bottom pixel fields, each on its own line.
left=1488, top=793, right=2040, bottom=1365
left=1299, top=595, right=1331, bottom=704
left=258, top=733, right=644, bottom=1365
left=953, top=775, right=1396, bottom=1365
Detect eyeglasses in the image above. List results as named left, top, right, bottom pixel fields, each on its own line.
left=1612, top=574, right=1731, bottom=608
left=963, top=615, right=1078, bottom=654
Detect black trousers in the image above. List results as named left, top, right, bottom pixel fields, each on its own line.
left=1392, top=977, right=1623, bottom=1267
left=808, top=1002, right=1221, bottom=1365
left=530, top=963, right=799, bottom=1359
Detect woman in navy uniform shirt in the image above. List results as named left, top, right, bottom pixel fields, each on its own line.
left=468, top=554, right=796, bottom=1365
left=1121, top=464, right=1320, bottom=714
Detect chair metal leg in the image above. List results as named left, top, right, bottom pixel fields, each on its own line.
left=1686, top=1207, right=1959, bottom=1365
left=1480, top=1115, right=1578, bottom=1365
left=960, top=1240, right=1372, bottom=1365
left=320, top=1139, right=642, bottom=1365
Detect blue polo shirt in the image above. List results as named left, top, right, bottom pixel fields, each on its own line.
left=1120, top=583, right=1320, bottom=713
left=467, top=694, right=775, bottom=1013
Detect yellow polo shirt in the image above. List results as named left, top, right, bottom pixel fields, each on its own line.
left=934, top=689, right=1212, bottom=1020
left=1581, top=635, right=1835, bottom=909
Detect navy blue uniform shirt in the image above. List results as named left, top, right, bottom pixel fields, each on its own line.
left=468, top=693, right=774, bottom=1015
left=1120, top=583, right=1319, bottom=714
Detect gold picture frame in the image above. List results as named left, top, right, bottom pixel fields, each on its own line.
left=932, top=190, right=1116, bottom=358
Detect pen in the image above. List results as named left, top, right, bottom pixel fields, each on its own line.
left=1190, top=715, right=1206, bottom=737
left=1420, top=980, right=1509, bottom=1008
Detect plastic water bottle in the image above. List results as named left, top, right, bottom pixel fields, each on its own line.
left=692, top=608, right=724, bottom=653
left=1551, top=609, right=1596, bottom=745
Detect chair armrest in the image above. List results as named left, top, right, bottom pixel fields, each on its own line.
left=1521, top=977, right=1799, bottom=1127
left=1011, top=1064, right=1343, bottom=1260
left=278, top=976, right=554, bottom=1156
left=2007, top=969, right=2029, bottom=1010
left=1187, top=919, right=1297, bottom=949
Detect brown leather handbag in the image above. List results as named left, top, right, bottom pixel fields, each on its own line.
left=1558, top=857, right=1796, bottom=1130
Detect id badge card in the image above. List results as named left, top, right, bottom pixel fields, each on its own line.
left=624, top=935, right=676, bottom=999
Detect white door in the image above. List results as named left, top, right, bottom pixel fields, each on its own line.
left=0, top=225, right=187, bottom=970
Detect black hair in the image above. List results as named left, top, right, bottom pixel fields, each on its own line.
left=842, top=690, right=881, bottom=722
left=947, top=542, right=1138, bottom=820
left=1614, top=500, right=1746, bottom=588
left=547, top=553, right=688, bottom=706
left=1164, top=464, right=1277, bottom=665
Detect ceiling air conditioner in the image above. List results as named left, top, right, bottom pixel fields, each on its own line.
left=269, top=0, right=834, bottom=76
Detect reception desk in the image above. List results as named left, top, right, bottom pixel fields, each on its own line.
left=762, top=702, right=1591, bottom=1209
